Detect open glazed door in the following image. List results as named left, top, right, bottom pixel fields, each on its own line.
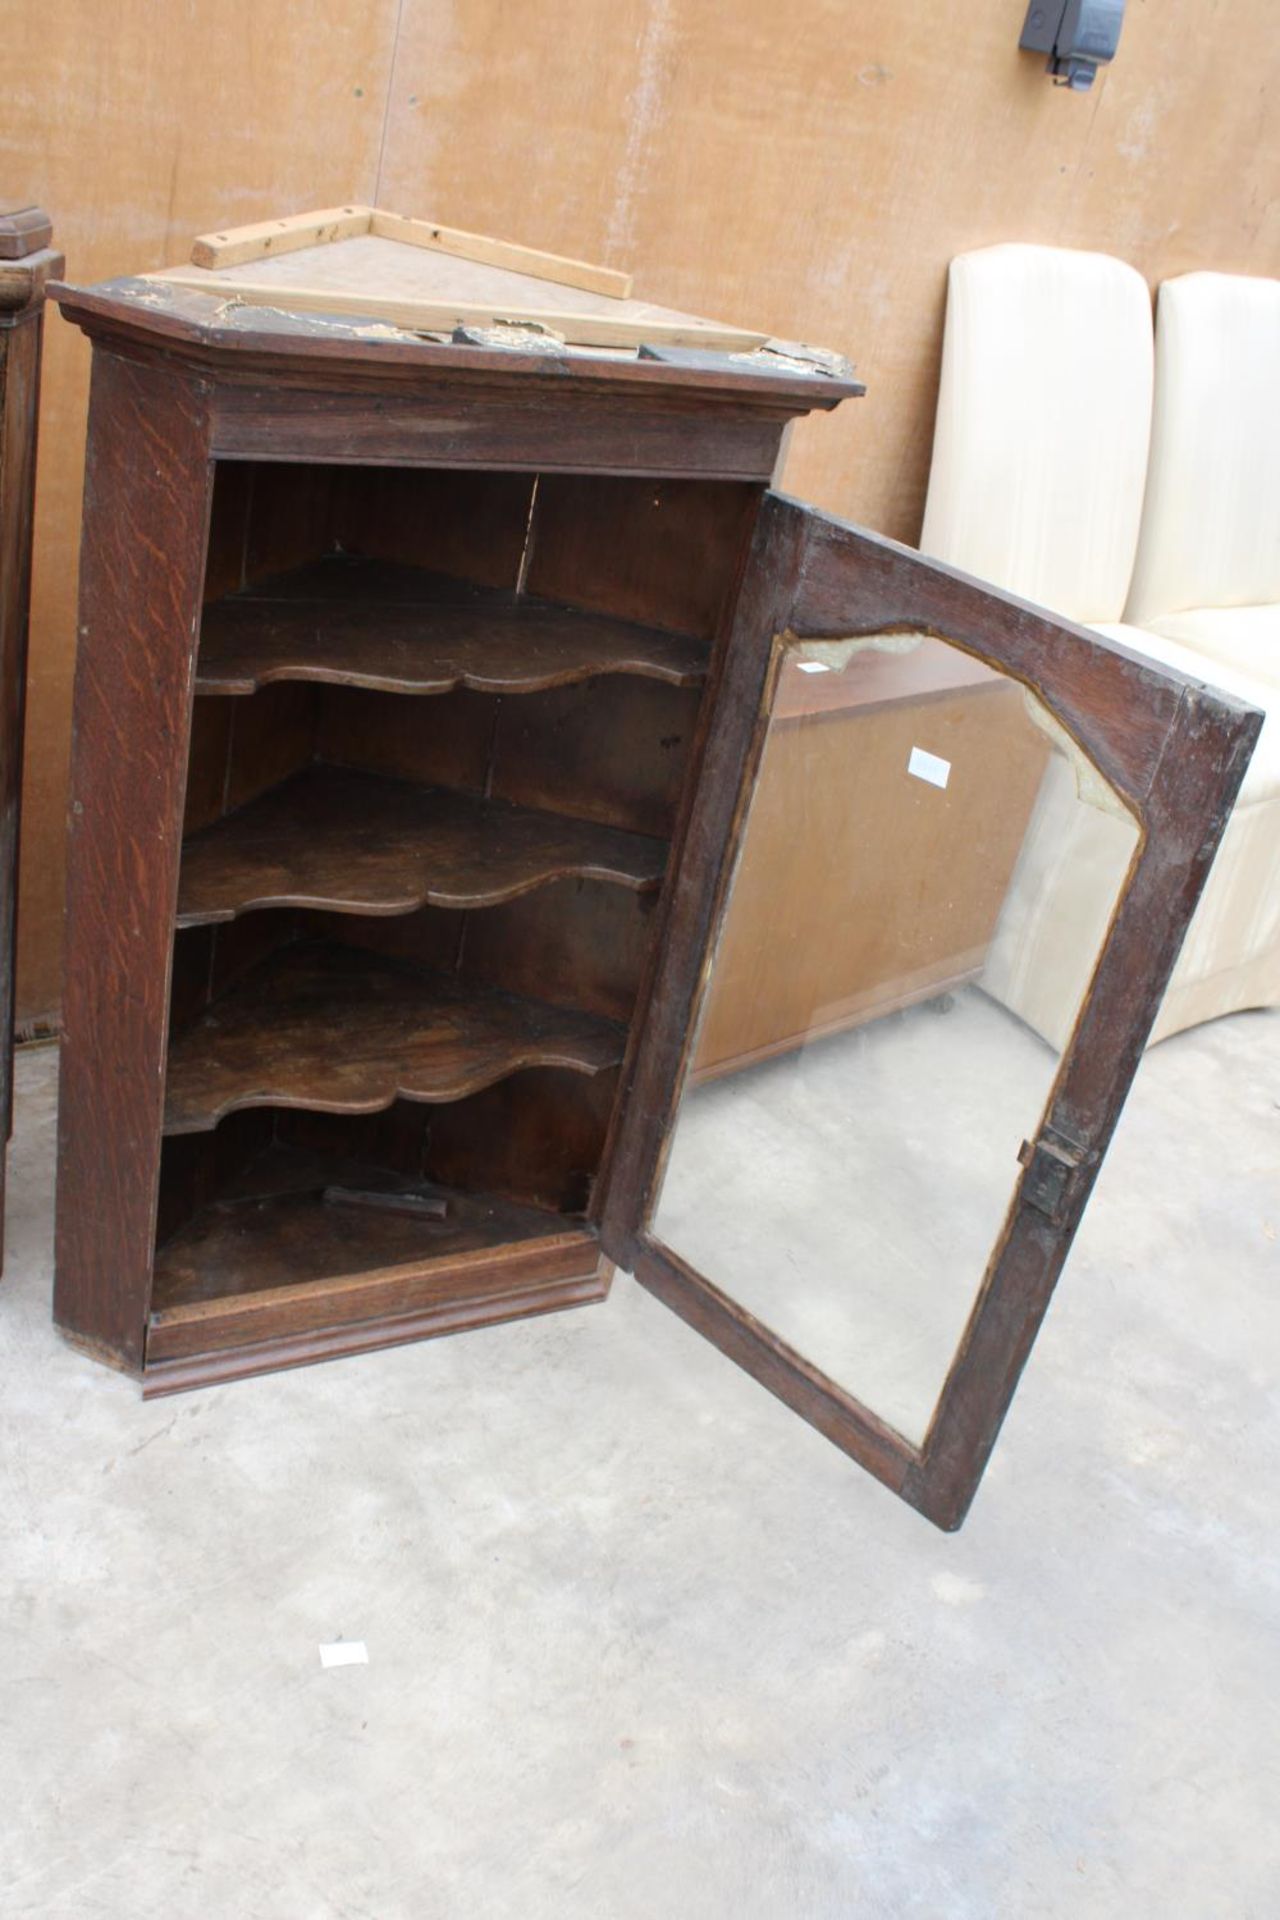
left=598, top=494, right=1261, bottom=1530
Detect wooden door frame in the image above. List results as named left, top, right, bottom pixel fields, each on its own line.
left=600, top=493, right=1262, bottom=1530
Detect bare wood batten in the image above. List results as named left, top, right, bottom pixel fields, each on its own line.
left=189, top=204, right=634, bottom=299
left=155, top=205, right=761, bottom=352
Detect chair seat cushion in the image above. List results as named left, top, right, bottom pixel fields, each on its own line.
left=1141, top=604, right=1280, bottom=687
left=1090, top=623, right=1280, bottom=806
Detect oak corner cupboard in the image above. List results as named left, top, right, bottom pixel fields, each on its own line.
left=51, top=239, right=1258, bottom=1531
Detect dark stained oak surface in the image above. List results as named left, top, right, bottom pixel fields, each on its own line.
left=163, top=941, right=627, bottom=1134
left=54, top=355, right=217, bottom=1368
left=0, top=212, right=59, bottom=1265
left=145, top=1136, right=607, bottom=1379
left=54, top=277, right=864, bottom=413
left=176, top=766, right=669, bottom=925
left=152, top=1145, right=575, bottom=1313
left=47, top=287, right=855, bottom=1401
left=196, top=558, right=710, bottom=697
left=603, top=493, right=1262, bottom=1530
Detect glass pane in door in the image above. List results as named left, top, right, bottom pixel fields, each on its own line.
left=652, top=631, right=1141, bottom=1444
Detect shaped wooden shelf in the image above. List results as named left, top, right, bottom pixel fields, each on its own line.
left=147, top=1144, right=605, bottom=1378
left=164, top=942, right=626, bottom=1135
left=196, top=558, right=710, bottom=697
left=177, top=767, right=668, bottom=925
left=153, top=1145, right=572, bottom=1308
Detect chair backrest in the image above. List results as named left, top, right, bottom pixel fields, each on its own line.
left=1125, top=271, right=1280, bottom=623
left=919, top=244, right=1154, bottom=626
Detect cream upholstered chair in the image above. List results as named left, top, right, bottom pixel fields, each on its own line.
left=918, top=243, right=1278, bottom=1047
left=1125, top=271, right=1280, bottom=685
left=921, top=245, right=1155, bottom=626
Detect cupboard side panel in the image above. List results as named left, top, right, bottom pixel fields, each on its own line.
left=329, top=466, right=535, bottom=588
left=54, top=352, right=214, bottom=1368
left=525, top=476, right=760, bottom=638
left=490, top=679, right=702, bottom=837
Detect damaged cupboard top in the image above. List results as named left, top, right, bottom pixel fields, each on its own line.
left=53, top=210, right=864, bottom=476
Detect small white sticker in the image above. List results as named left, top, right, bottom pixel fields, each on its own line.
left=796, top=661, right=830, bottom=674
left=907, top=746, right=951, bottom=790
left=319, top=1641, right=368, bottom=1668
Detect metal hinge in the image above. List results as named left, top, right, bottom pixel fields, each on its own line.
left=1017, top=1126, right=1095, bottom=1226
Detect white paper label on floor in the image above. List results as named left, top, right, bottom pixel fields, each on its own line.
left=796, top=660, right=830, bottom=674
left=907, top=746, right=951, bottom=790
left=319, top=1641, right=368, bottom=1668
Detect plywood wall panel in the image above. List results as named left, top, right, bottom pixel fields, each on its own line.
left=0, top=0, right=403, bottom=1024
left=5, top=0, right=1280, bottom=1019
left=377, top=0, right=1278, bottom=542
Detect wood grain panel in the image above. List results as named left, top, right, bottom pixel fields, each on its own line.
left=11, top=0, right=1280, bottom=1019
left=261, top=1064, right=621, bottom=1216
left=54, top=354, right=214, bottom=1366
left=330, top=466, right=535, bottom=588
left=152, top=1146, right=575, bottom=1315
left=315, top=685, right=495, bottom=795
left=221, top=682, right=320, bottom=816
left=242, top=461, right=337, bottom=585
left=459, top=881, right=657, bottom=1025
left=0, top=307, right=46, bottom=1221
left=424, top=1069, right=621, bottom=1215
left=377, top=0, right=1279, bottom=542
left=304, top=904, right=463, bottom=979
left=691, top=671, right=1049, bottom=1079
left=202, top=461, right=254, bottom=603
left=182, top=691, right=234, bottom=835
left=176, top=767, right=668, bottom=925
left=142, top=1242, right=611, bottom=1392
left=197, top=560, right=709, bottom=697
left=0, top=0, right=402, bottom=1023
left=209, top=382, right=786, bottom=479
left=163, top=941, right=627, bottom=1136
left=526, top=477, right=760, bottom=637
left=168, top=913, right=309, bottom=1044
left=490, top=678, right=703, bottom=837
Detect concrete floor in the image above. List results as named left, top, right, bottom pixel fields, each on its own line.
left=659, top=986, right=1067, bottom=1445
left=2, top=1013, right=1278, bottom=1918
